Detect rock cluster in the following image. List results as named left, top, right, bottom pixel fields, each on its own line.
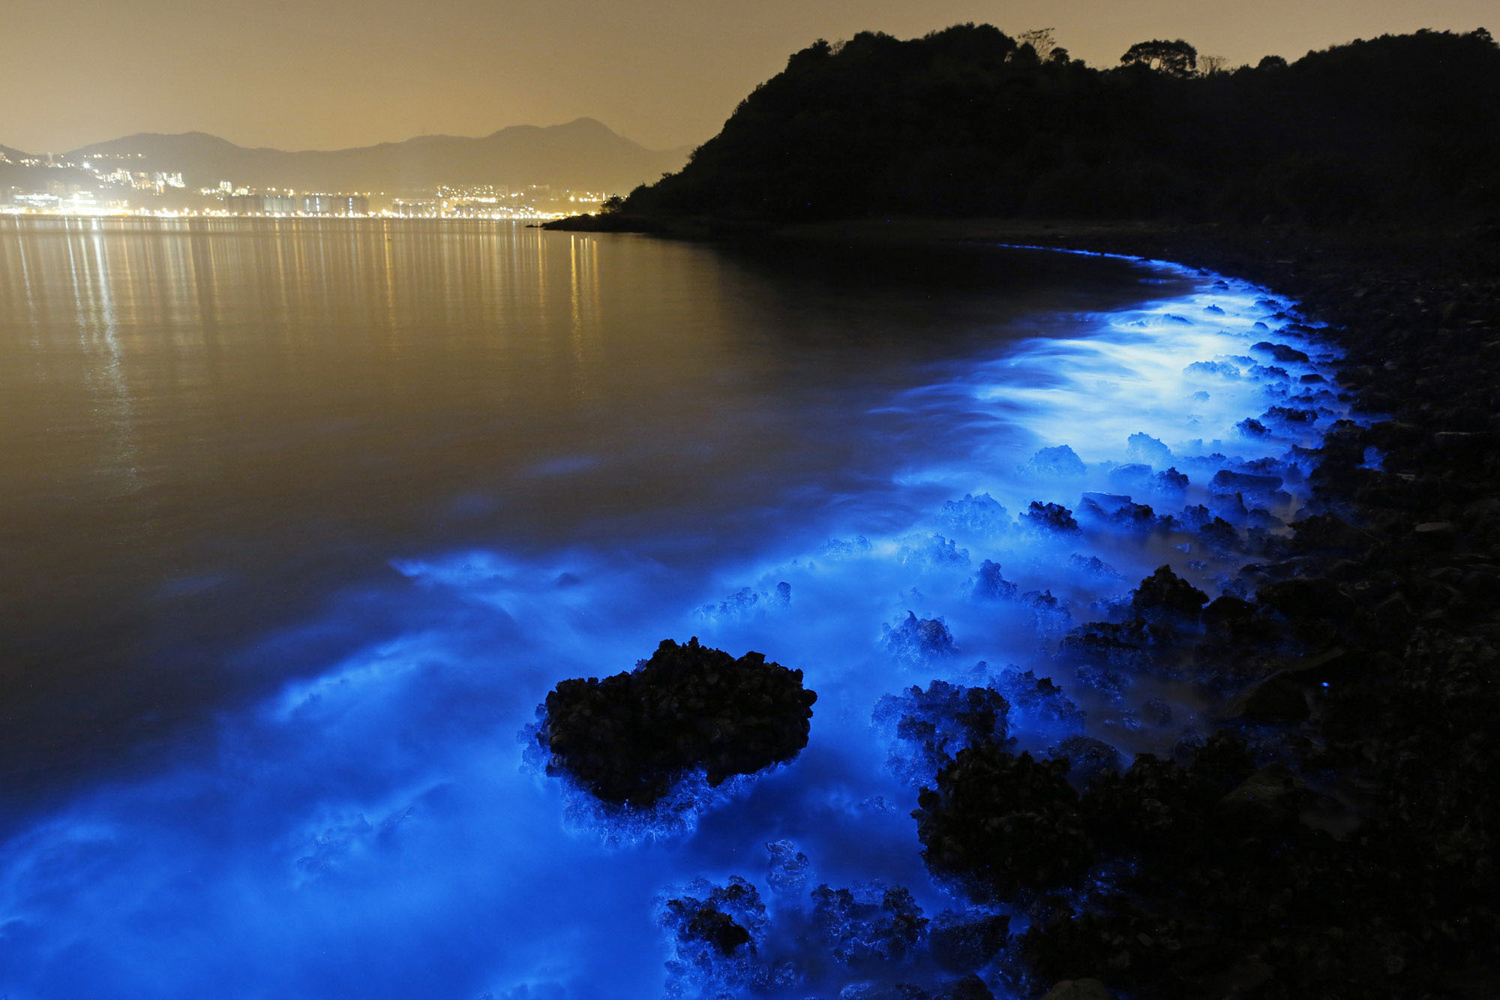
left=898, top=223, right=1500, bottom=998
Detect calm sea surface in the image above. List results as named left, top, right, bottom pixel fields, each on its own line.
left=0, top=218, right=1165, bottom=791
left=1, top=218, right=1342, bottom=998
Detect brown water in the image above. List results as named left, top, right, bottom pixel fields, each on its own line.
left=0, top=217, right=1168, bottom=795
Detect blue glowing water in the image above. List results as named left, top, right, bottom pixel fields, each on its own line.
left=0, top=220, right=1348, bottom=998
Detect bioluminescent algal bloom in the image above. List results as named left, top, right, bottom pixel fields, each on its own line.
left=0, top=243, right=1355, bottom=999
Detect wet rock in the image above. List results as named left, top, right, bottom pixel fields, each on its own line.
left=812, top=882, right=929, bottom=965
left=915, top=747, right=1092, bottom=899
left=1061, top=620, right=1153, bottom=671
left=1078, top=493, right=1157, bottom=532
left=1156, top=467, right=1190, bottom=493
left=1227, top=672, right=1309, bottom=724
left=1048, top=735, right=1123, bottom=784
left=1255, top=577, right=1356, bottom=639
left=1210, top=469, right=1284, bottom=495
left=970, top=560, right=1018, bottom=601
left=928, top=911, right=1010, bottom=973
left=886, top=613, right=958, bottom=661
left=900, top=534, right=970, bottom=567
left=1252, top=341, right=1311, bottom=363
left=1068, top=554, right=1125, bottom=584
left=1179, top=505, right=1240, bottom=551
left=1186, top=360, right=1242, bottom=379
left=1040, top=980, right=1113, bottom=1000
left=1129, top=565, right=1209, bottom=622
left=1221, top=763, right=1303, bottom=813
left=837, top=983, right=930, bottom=1000
left=537, top=638, right=816, bottom=807
left=1073, top=662, right=1130, bottom=699
left=1263, top=405, right=1318, bottom=424
left=1106, top=463, right=1154, bottom=492
left=661, top=876, right=767, bottom=969
left=1289, top=513, right=1373, bottom=555
left=1023, top=589, right=1075, bottom=640
left=766, top=839, right=811, bottom=893
left=1025, top=501, right=1080, bottom=532
left=997, top=668, right=1085, bottom=729
left=1141, top=698, right=1174, bottom=727
left=1236, top=417, right=1268, bottom=436
left=1026, top=445, right=1087, bottom=478
left=874, top=680, right=1013, bottom=781
left=1126, top=432, right=1173, bottom=466
left=942, top=493, right=1010, bottom=535
left=931, top=974, right=995, bottom=1000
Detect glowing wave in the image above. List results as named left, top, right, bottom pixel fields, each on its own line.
left=0, top=251, right=1353, bottom=999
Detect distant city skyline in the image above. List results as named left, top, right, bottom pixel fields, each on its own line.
left=4, top=0, right=1493, bottom=154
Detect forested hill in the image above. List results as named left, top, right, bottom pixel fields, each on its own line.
left=623, top=26, right=1500, bottom=226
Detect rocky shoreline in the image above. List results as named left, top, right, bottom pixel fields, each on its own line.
left=542, top=214, right=1500, bottom=996
left=855, top=220, right=1500, bottom=998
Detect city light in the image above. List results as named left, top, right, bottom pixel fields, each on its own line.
left=3, top=151, right=612, bottom=219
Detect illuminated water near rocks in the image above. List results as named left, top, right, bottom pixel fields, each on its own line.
left=0, top=219, right=1349, bottom=998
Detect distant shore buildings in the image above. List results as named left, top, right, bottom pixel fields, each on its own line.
left=220, top=193, right=371, bottom=215
left=3, top=159, right=608, bottom=219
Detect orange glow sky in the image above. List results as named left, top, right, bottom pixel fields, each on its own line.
left=3, top=0, right=1493, bottom=153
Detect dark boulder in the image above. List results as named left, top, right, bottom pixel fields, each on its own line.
left=1025, top=501, right=1081, bottom=532
left=915, top=747, right=1093, bottom=899
left=536, top=638, right=816, bottom=807
left=1048, top=735, right=1124, bottom=784
left=928, top=910, right=1010, bottom=973
left=1227, top=672, right=1309, bottom=724
left=1251, top=341, right=1311, bottom=363
left=1130, top=565, right=1209, bottom=622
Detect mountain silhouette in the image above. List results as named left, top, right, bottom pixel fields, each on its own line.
left=12, top=118, right=688, bottom=194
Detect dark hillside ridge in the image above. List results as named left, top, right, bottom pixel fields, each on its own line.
left=624, top=25, right=1500, bottom=226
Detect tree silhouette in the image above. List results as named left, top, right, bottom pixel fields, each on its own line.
left=1120, top=38, right=1198, bottom=76
left=623, top=27, right=1500, bottom=227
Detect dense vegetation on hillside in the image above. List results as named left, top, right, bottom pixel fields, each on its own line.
left=623, top=25, right=1500, bottom=225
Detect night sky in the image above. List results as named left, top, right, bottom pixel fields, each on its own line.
left=4, top=1, right=1494, bottom=156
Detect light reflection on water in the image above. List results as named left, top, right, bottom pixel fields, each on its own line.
left=0, top=219, right=1345, bottom=998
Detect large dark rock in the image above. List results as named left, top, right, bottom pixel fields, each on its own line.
left=1227, top=671, right=1310, bottom=724
left=928, top=910, right=1010, bottom=973
left=536, top=638, right=816, bottom=807
left=1048, top=735, right=1123, bottom=784
left=1251, top=341, right=1311, bottom=363
left=1025, top=501, right=1081, bottom=532
left=915, top=747, right=1093, bottom=899
left=1130, top=565, right=1209, bottom=622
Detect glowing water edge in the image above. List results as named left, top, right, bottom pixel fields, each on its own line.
left=0, top=229, right=1352, bottom=999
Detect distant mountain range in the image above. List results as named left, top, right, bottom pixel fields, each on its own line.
left=2, top=119, right=692, bottom=194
